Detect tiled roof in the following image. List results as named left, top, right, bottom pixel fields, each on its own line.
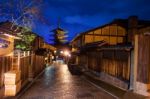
left=0, top=21, right=22, bottom=37
left=71, top=17, right=150, bottom=42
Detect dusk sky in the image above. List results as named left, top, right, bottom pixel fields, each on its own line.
left=1, top=0, right=150, bottom=44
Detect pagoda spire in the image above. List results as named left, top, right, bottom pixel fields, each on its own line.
left=57, top=17, right=61, bottom=28
left=49, top=18, right=68, bottom=47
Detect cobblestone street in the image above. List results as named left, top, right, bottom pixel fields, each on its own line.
left=20, top=64, right=116, bottom=99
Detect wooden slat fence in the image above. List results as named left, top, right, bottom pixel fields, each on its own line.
left=31, top=54, right=45, bottom=78
left=136, top=35, right=150, bottom=83
left=19, top=56, right=30, bottom=87
left=0, top=56, right=12, bottom=87
left=0, top=53, right=45, bottom=88
left=78, top=50, right=130, bottom=81
left=101, top=50, right=130, bottom=81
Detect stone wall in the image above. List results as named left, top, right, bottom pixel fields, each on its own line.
left=99, top=72, right=128, bottom=90
left=135, top=82, right=150, bottom=96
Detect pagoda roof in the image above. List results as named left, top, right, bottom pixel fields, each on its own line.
left=51, top=27, right=66, bottom=32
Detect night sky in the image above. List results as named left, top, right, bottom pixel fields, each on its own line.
left=1, top=0, right=150, bottom=44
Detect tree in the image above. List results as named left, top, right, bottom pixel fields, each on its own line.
left=15, top=27, right=36, bottom=50
left=0, top=21, right=36, bottom=50
left=0, top=0, right=43, bottom=29
left=0, top=0, right=43, bottom=50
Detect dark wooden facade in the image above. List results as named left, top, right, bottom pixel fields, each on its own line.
left=92, top=50, right=129, bottom=81
left=71, top=24, right=127, bottom=53
left=32, top=36, right=45, bottom=51
left=76, top=46, right=131, bottom=82
left=0, top=56, right=12, bottom=87
left=70, top=16, right=150, bottom=90
left=136, top=35, right=150, bottom=83
left=0, top=53, right=45, bottom=89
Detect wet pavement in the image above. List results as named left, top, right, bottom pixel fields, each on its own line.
left=20, top=64, right=116, bottom=99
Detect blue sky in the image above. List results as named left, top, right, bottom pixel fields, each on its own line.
left=0, top=0, right=150, bottom=44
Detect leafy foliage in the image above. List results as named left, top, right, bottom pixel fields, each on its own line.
left=15, top=31, right=36, bottom=50
left=0, top=0, right=44, bottom=50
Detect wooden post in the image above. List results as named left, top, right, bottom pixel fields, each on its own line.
left=129, top=50, right=134, bottom=90
left=133, top=35, right=138, bottom=92
left=23, top=51, right=26, bottom=57
left=28, top=52, right=34, bottom=81
left=17, top=51, right=20, bottom=70
left=134, top=34, right=150, bottom=96
left=27, top=51, right=30, bottom=56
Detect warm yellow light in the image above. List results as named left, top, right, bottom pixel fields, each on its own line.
left=60, top=51, right=64, bottom=54
left=64, top=50, right=71, bottom=57
left=68, top=54, right=71, bottom=57
left=64, top=50, right=69, bottom=56
left=3, top=33, right=20, bottom=39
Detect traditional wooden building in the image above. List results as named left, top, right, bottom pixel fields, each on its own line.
left=0, top=33, right=20, bottom=56
left=32, top=36, right=56, bottom=53
left=0, top=22, right=21, bottom=56
left=70, top=16, right=150, bottom=95
left=32, top=35, right=56, bottom=64
left=0, top=21, right=56, bottom=95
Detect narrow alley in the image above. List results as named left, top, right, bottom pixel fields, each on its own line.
left=19, top=63, right=116, bottom=99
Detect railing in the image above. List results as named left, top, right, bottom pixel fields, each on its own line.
left=14, top=51, right=45, bottom=87
left=0, top=51, right=45, bottom=89
left=13, top=50, right=30, bottom=58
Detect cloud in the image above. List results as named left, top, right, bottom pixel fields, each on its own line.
left=64, top=14, right=115, bottom=27
left=1, top=0, right=149, bottom=42
left=36, top=0, right=150, bottom=42
left=64, top=16, right=84, bottom=25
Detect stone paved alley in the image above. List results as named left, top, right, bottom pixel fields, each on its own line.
left=19, top=64, right=116, bottom=99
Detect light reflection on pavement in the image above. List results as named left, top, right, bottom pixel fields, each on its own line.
left=20, top=64, right=116, bottom=99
